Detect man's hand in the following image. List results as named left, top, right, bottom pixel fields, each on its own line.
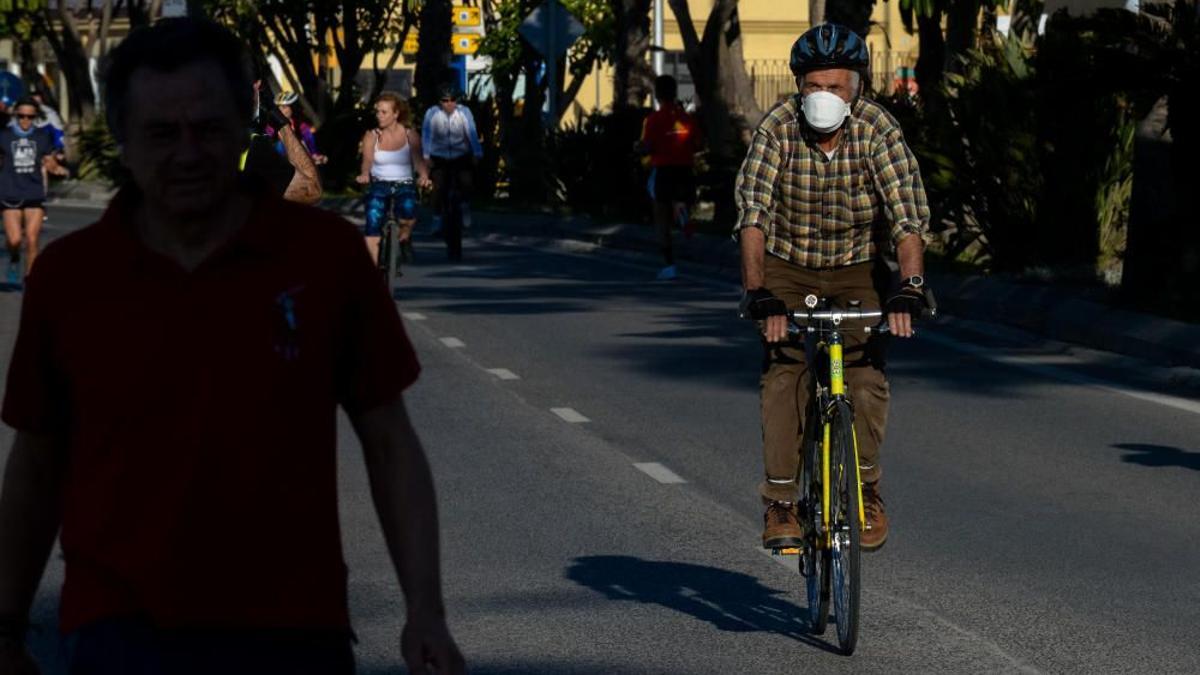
left=401, top=618, right=465, bottom=675
left=885, top=286, right=926, bottom=338
left=740, top=288, right=789, bottom=343
left=355, top=174, right=370, bottom=185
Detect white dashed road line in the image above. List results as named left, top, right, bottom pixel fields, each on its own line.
left=439, top=337, right=466, bottom=348
left=402, top=312, right=427, bottom=321
left=633, top=462, right=687, bottom=484
left=486, top=368, right=520, bottom=380
left=551, top=407, right=590, bottom=423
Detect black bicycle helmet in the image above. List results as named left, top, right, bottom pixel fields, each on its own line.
left=437, top=84, right=461, bottom=101
left=789, top=23, right=870, bottom=77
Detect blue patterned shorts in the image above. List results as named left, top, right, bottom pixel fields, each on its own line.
left=364, top=180, right=418, bottom=236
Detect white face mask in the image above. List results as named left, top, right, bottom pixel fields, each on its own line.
left=801, top=91, right=851, bottom=134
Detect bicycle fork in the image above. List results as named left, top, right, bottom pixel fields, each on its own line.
left=819, top=331, right=867, bottom=549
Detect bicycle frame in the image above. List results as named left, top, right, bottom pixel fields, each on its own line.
left=811, top=327, right=866, bottom=548
left=794, top=305, right=881, bottom=549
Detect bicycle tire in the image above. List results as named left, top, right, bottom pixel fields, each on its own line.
left=829, top=400, right=861, bottom=655
left=444, top=200, right=463, bottom=261
left=800, top=400, right=830, bottom=636
left=377, top=219, right=389, bottom=279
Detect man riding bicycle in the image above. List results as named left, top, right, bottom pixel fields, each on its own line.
left=735, top=24, right=931, bottom=552
left=420, top=85, right=482, bottom=261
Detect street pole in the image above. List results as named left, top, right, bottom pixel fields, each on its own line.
left=653, top=0, right=664, bottom=77
left=547, top=0, right=558, bottom=126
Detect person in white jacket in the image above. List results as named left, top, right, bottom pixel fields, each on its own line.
left=420, top=85, right=482, bottom=260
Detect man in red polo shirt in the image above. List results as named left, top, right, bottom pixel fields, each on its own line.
left=639, top=74, right=701, bottom=281
left=0, top=19, right=464, bottom=675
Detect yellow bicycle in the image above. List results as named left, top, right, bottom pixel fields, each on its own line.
left=786, top=295, right=887, bottom=655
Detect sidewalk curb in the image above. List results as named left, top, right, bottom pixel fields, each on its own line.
left=468, top=209, right=1200, bottom=371
left=45, top=186, right=1200, bottom=369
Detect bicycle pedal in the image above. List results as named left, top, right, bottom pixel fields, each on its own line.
left=771, top=547, right=802, bottom=556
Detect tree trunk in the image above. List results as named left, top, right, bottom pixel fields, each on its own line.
left=37, top=7, right=97, bottom=154
left=809, top=0, right=826, bottom=26
left=667, top=0, right=761, bottom=224
left=944, top=0, right=981, bottom=75
left=416, top=0, right=454, bottom=110
left=1121, top=97, right=1175, bottom=302
left=613, top=0, right=653, bottom=112
left=826, top=0, right=874, bottom=37
left=914, top=12, right=945, bottom=99
left=980, top=3, right=998, bottom=42
left=509, top=55, right=549, bottom=204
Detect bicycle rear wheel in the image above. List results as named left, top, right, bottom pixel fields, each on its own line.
left=379, top=219, right=396, bottom=286
left=443, top=200, right=463, bottom=261
left=800, top=401, right=830, bottom=635
left=829, top=400, right=861, bottom=655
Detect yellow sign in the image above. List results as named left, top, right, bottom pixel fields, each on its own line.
left=402, top=33, right=419, bottom=54
left=453, top=7, right=482, bottom=27
left=452, top=34, right=482, bottom=55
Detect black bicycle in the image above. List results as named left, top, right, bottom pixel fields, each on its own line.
left=440, top=171, right=464, bottom=262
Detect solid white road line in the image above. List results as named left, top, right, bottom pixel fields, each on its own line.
left=551, top=407, right=590, bottom=423
left=486, top=368, right=521, bottom=380
left=402, top=312, right=427, bottom=321
left=923, top=332, right=1200, bottom=417
left=492, top=236, right=1200, bottom=416
left=439, top=337, right=466, bottom=348
left=633, top=462, right=687, bottom=484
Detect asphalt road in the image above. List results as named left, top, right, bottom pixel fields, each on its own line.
left=3, top=206, right=1199, bottom=673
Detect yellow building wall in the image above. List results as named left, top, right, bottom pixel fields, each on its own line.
left=563, top=0, right=921, bottom=126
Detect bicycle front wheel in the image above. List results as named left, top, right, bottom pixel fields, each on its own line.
left=444, top=202, right=463, bottom=261
left=829, top=400, right=861, bottom=655
left=800, top=401, right=829, bottom=635
left=379, top=220, right=396, bottom=285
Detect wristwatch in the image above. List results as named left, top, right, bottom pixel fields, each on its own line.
left=903, top=274, right=925, bottom=289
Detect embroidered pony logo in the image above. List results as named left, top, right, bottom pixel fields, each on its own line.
left=274, top=285, right=305, bottom=361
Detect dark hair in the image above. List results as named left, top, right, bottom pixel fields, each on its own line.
left=13, top=97, right=39, bottom=113
left=654, top=75, right=677, bottom=103
left=101, top=18, right=253, bottom=142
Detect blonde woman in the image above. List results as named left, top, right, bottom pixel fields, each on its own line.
left=356, top=92, right=431, bottom=264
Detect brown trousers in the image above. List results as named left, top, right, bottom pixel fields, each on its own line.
left=759, top=255, right=891, bottom=503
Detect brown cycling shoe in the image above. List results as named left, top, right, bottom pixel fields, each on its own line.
left=861, top=481, right=889, bottom=551
left=763, top=501, right=804, bottom=549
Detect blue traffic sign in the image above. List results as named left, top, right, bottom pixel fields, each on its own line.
left=0, top=72, right=24, bottom=107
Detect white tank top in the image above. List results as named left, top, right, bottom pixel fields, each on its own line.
left=370, top=130, right=413, bottom=182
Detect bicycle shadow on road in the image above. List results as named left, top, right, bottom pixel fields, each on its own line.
left=1112, top=443, right=1200, bottom=471
left=565, top=555, right=841, bottom=654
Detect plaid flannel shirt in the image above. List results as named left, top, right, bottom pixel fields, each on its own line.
left=734, top=96, right=930, bottom=269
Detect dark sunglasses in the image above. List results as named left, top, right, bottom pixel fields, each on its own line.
left=15, top=114, right=37, bottom=120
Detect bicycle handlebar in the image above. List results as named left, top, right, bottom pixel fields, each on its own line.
left=787, top=308, right=884, bottom=323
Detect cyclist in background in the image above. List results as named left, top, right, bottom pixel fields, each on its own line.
left=639, top=74, right=701, bottom=281
left=735, top=24, right=931, bottom=552
left=421, top=85, right=482, bottom=260
left=357, top=91, right=431, bottom=265
left=267, top=91, right=327, bottom=165
left=0, top=97, right=68, bottom=283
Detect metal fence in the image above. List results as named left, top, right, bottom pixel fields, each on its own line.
left=746, top=55, right=915, bottom=112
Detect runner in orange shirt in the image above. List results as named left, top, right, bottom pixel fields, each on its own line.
left=639, top=75, right=701, bottom=281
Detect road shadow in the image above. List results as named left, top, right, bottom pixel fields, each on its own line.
left=358, top=663, right=615, bottom=675
left=564, top=555, right=840, bottom=654
left=1113, top=443, right=1200, bottom=471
